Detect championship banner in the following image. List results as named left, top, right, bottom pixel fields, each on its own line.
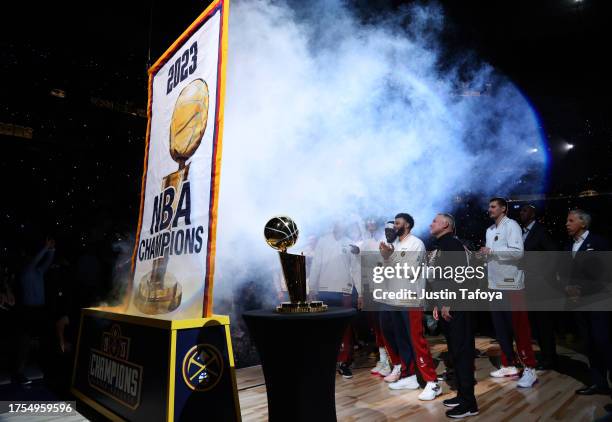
left=128, top=0, right=229, bottom=319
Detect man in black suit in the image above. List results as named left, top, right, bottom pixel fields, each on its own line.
left=565, top=209, right=612, bottom=396
left=519, top=204, right=559, bottom=370
left=429, top=213, right=478, bottom=419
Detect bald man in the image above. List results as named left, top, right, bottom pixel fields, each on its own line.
left=429, top=213, right=478, bottom=418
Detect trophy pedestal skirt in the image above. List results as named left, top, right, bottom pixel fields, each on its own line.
left=243, top=307, right=356, bottom=422
left=71, top=309, right=241, bottom=421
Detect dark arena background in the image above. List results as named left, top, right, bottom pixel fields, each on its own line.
left=2, top=0, right=612, bottom=421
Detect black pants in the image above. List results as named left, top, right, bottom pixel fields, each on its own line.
left=577, top=311, right=612, bottom=389
left=440, top=311, right=476, bottom=408
left=529, top=311, right=558, bottom=365
left=379, top=310, right=414, bottom=376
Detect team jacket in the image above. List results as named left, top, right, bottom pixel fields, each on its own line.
left=485, top=216, right=525, bottom=290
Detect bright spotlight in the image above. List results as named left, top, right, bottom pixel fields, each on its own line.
left=528, top=148, right=539, bottom=153
left=565, top=143, right=574, bottom=151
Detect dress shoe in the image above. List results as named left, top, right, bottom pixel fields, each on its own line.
left=575, top=385, right=611, bottom=396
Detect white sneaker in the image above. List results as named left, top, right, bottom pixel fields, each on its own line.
left=379, top=347, right=389, bottom=363
left=378, top=363, right=393, bottom=377
left=389, top=375, right=420, bottom=390
left=517, top=367, right=538, bottom=388
left=490, top=366, right=519, bottom=378
left=418, top=381, right=442, bottom=400
left=371, top=347, right=390, bottom=374
left=371, top=360, right=389, bottom=375
left=383, top=365, right=402, bottom=383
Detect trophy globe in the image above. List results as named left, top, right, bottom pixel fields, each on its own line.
left=264, top=216, right=299, bottom=252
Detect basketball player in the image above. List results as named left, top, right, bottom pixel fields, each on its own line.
left=350, top=218, right=403, bottom=377
left=310, top=222, right=359, bottom=378
left=373, top=221, right=404, bottom=379
left=378, top=213, right=441, bottom=400
left=480, top=197, right=537, bottom=388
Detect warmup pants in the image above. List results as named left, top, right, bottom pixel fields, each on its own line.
left=368, top=311, right=384, bottom=348
left=490, top=290, right=536, bottom=368
left=440, top=311, right=477, bottom=408
left=369, top=311, right=401, bottom=365
left=317, top=292, right=354, bottom=363
left=379, top=308, right=437, bottom=382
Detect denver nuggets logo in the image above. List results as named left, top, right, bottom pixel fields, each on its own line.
left=182, top=344, right=223, bottom=391
left=102, top=324, right=129, bottom=360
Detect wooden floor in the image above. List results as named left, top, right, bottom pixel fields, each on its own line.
left=237, top=337, right=611, bottom=421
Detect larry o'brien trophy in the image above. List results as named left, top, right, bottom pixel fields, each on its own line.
left=134, top=78, right=210, bottom=314
left=264, top=216, right=327, bottom=313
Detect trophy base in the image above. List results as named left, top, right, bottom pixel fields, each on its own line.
left=275, top=301, right=328, bottom=313
left=133, top=272, right=182, bottom=315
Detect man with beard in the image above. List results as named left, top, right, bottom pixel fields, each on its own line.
left=378, top=213, right=440, bottom=400
left=429, top=213, right=478, bottom=418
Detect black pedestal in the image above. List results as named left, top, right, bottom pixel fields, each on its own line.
left=243, top=307, right=355, bottom=422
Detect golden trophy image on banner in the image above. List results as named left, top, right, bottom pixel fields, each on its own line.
left=264, top=216, right=327, bottom=313
left=134, top=78, right=210, bottom=314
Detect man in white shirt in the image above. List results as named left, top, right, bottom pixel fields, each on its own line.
left=377, top=213, right=440, bottom=400
left=310, top=222, right=359, bottom=379
left=479, top=197, right=537, bottom=388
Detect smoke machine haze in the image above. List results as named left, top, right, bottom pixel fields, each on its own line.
left=213, top=0, right=547, bottom=304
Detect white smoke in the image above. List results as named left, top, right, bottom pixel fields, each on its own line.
left=213, top=0, right=546, bottom=304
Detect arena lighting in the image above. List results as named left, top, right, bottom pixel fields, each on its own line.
left=528, top=147, right=539, bottom=153
left=50, top=88, right=66, bottom=98
left=0, top=122, right=33, bottom=139
left=564, top=143, right=575, bottom=151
